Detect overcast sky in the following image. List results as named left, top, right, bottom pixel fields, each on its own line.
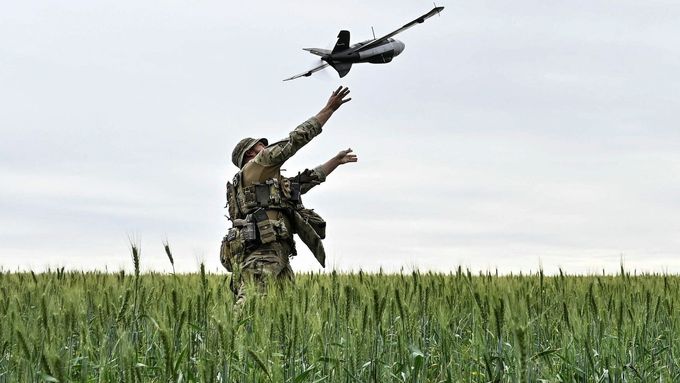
left=1, top=0, right=679, bottom=274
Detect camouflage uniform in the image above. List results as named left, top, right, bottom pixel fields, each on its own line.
left=221, top=117, right=328, bottom=304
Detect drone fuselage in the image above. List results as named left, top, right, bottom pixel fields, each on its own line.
left=325, top=38, right=405, bottom=65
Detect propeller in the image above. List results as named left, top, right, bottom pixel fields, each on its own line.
left=302, top=39, right=336, bottom=80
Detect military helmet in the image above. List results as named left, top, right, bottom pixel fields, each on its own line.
left=231, top=137, right=268, bottom=168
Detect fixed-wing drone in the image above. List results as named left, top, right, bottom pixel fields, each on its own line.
left=283, top=6, right=444, bottom=81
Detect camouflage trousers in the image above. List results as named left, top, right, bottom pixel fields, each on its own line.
left=231, top=240, right=295, bottom=306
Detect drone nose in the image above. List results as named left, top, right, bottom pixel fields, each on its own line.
left=394, top=40, right=405, bottom=56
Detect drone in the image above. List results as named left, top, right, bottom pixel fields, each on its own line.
left=283, top=6, right=444, bottom=81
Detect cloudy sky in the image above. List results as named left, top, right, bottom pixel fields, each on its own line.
left=1, top=0, right=679, bottom=274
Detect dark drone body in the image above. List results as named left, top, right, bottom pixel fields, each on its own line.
left=284, top=6, right=444, bottom=81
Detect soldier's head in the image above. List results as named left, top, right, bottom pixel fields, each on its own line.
left=231, top=137, right=268, bottom=168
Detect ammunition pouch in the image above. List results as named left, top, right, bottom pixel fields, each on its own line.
left=239, top=179, right=285, bottom=212
left=225, top=180, right=239, bottom=220
left=246, top=208, right=290, bottom=244
left=220, top=236, right=232, bottom=271
left=220, top=228, right=244, bottom=272
left=220, top=219, right=257, bottom=272
left=289, top=180, right=301, bottom=203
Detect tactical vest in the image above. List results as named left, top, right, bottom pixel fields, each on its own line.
left=223, top=172, right=327, bottom=268
left=227, top=173, right=298, bottom=219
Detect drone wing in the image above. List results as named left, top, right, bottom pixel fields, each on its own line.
left=283, top=63, right=331, bottom=81
left=349, top=6, right=444, bottom=53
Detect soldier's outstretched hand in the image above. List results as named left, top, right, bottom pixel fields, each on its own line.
left=318, top=148, right=358, bottom=177
left=315, top=86, right=352, bottom=126
left=325, top=86, right=351, bottom=112
left=334, top=148, right=358, bottom=165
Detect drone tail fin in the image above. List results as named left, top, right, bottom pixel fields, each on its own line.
left=303, top=48, right=330, bottom=56
left=331, top=30, right=350, bottom=54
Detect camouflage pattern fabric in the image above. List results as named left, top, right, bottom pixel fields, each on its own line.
left=231, top=241, right=294, bottom=306
left=228, top=117, right=327, bottom=304
left=254, top=118, right=322, bottom=166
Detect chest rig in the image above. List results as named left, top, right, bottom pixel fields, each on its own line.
left=223, top=171, right=327, bottom=269
left=226, top=172, right=301, bottom=220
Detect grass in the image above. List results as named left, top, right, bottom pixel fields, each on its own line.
left=1, top=256, right=679, bottom=382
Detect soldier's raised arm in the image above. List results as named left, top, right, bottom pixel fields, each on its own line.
left=257, top=87, right=351, bottom=167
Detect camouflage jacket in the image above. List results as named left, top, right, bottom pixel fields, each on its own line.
left=232, top=117, right=328, bottom=266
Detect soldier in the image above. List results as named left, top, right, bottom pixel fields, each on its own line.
left=221, top=86, right=354, bottom=304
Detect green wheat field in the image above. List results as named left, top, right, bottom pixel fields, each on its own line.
left=1, top=250, right=679, bottom=382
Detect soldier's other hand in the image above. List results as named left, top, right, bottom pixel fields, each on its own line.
left=334, top=148, right=358, bottom=165
left=325, top=86, right=351, bottom=112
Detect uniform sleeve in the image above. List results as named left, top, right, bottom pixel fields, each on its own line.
left=299, top=166, right=327, bottom=194
left=254, top=117, right=322, bottom=167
